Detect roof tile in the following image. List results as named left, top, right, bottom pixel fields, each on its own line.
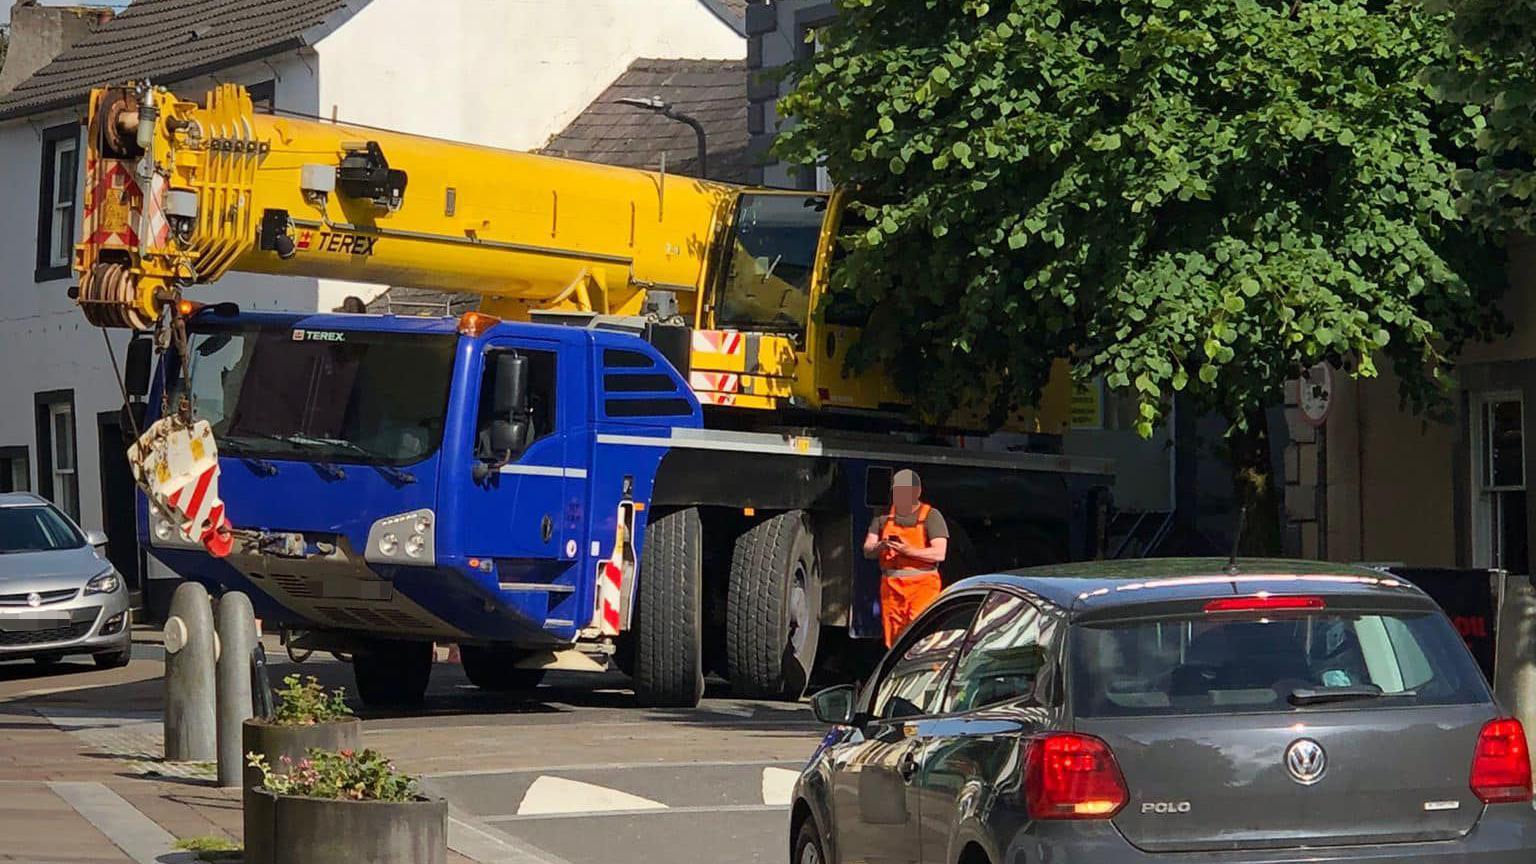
left=0, top=0, right=347, bottom=119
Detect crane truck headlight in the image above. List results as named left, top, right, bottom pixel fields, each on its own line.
left=364, top=509, right=436, bottom=567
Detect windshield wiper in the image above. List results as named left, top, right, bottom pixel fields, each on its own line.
left=279, top=433, right=374, bottom=458
left=1288, top=685, right=1415, bottom=706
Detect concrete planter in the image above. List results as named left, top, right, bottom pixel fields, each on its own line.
left=245, top=788, right=447, bottom=864
left=241, top=717, right=361, bottom=862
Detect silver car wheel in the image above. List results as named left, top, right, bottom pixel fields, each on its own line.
left=798, top=837, right=822, bottom=864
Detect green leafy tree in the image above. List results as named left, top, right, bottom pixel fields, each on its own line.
left=1431, top=0, right=1536, bottom=234
left=777, top=0, right=1504, bottom=541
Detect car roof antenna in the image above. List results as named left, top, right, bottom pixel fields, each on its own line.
left=1226, top=506, right=1248, bottom=575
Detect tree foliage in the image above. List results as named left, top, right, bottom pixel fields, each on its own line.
left=1431, top=0, right=1536, bottom=235
left=777, top=0, right=1505, bottom=436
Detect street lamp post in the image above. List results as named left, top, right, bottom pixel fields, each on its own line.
left=615, top=96, right=708, bottom=180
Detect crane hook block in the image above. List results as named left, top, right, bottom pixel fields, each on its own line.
left=129, top=417, right=234, bottom=558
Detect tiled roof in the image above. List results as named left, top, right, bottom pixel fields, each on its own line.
left=0, top=0, right=348, bottom=120
left=361, top=288, right=478, bottom=317
left=538, top=58, right=748, bottom=184
left=701, top=0, right=748, bottom=34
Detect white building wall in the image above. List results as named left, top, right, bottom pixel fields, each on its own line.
left=0, top=53, right=323, bottom=540
left=313, top=0, right=744, bottom=153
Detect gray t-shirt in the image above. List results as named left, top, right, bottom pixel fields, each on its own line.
left=869, top=506, right=949, bottom=542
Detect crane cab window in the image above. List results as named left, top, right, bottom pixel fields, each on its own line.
left=715, top=194, right=827, bottom=335
left=474, top=349, right=557, bottom=461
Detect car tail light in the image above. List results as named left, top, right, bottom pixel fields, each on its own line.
left=1471, top=717, right=1532, bottom=804
left=1024, top=733, right=1128, bottom=820
left=1203, top=595, right=1325, bottom=613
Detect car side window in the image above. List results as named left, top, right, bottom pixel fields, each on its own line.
left=870, top=598, right=982, bottom=721
left=944, top=592, right=1056, bottom=713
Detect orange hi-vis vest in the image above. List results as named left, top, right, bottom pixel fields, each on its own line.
left=878, top=504, right=938, bottom=578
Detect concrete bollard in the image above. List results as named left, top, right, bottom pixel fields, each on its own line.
left=215, top=591, right=258, bottom=787
left=164, top=581, right=217, bottom=762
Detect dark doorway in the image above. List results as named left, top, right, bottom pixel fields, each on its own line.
left=97, top=412, right=143, bottom=598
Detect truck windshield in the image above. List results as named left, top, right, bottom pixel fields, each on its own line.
left=183, top=325, right=456, bottom=466
left=715, top=193, right=827, bottom=333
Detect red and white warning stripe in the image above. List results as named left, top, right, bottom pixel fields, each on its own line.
left=595, top=559, right=623, bottom=636
left=691, top=329, right=744, bottom=356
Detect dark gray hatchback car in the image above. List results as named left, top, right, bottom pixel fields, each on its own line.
left=791, top=558, right=1536, bottom=864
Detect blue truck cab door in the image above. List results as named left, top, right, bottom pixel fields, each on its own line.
left=456, top=334, right=581, bottom=590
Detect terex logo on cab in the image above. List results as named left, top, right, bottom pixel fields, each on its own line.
left=292, top=329, right=346, bottom=343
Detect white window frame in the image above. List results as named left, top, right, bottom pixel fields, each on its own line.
left=1471, top=391, right=1524, bottom=571
left=48, top=138, right=78, bottom=269
left=49, top=402, right=77, bottom=520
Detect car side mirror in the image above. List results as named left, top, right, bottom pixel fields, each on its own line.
left=84, top=529, right=109, bottom=548
left=124, top=336, right=153, bottom=398
left=810, top=684, right=856, bottom=725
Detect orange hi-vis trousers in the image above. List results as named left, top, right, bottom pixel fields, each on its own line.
left=881, top=571, right=944, bottom=647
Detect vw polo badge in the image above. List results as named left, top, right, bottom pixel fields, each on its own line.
left=25, top=592, right=41, bottom=608
left=1285, top=738, right=1327, bottom=785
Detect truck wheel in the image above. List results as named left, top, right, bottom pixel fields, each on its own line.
left=633, top=507, right=705, bottom=707
left=352, top=640, right=432, bottom=707
left=460, top=645, right=547, bottom=692
left=727, top=510, right=822, bottom=700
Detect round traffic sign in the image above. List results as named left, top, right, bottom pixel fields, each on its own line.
left=1300, top=363, right=1333, bottom=428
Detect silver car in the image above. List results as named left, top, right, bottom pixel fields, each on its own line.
left=0, top=492, right=132, bottom=668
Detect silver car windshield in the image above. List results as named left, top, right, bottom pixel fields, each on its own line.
left=0, top=505, right=84, bottom=554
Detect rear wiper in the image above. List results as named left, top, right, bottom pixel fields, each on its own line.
left=1289, top=685, right=1415, bottom=706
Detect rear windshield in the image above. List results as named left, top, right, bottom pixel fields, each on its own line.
left=1071, top=610, right=1488, bottom=717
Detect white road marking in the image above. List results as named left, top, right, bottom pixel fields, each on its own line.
left=448, top=815, right=576, bottom=864
left=48, top=781, right=177, bottom=864
left=516, top=776, right=667, bottom=816
left=701, top=702, right=755, bottom=718
left=761, top=766, right=799, bottom=806
left=490, top=803, right=790, bottom=823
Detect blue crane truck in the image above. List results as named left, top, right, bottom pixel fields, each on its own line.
left=133, top=306, right=1113, bottom=707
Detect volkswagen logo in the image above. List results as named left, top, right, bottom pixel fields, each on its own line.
left=25, top=592, right=41, bottom=608
left=1285, top=738, right=1327, bottom=785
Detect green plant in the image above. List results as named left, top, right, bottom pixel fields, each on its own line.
left=173, top=835, right=240, bottom=862
left=247, top=747, right=419, bottom=803
left=269, top=674, right=352, bottom=725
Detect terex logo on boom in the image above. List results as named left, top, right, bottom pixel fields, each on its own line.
left=294, top=230, right=378, bottom=256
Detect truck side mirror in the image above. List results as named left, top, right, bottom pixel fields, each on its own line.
left=125, top=336, right=153, bottom=398
left=489, top=353, right=530, bottom=455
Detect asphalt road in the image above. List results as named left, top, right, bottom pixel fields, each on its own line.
left=0, top=632, right=829, bottom=864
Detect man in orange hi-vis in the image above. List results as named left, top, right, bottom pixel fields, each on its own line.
left=863, top=469, right=949, bottom=647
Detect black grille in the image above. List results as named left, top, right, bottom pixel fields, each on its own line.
left=0, top=620, right=93, bottom=647
left=0, top=588, right=78, bottom=607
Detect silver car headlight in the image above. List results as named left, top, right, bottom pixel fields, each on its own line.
left=366, top=509, right=435, bottom=566
left=85, top=569, right=121, bottom=595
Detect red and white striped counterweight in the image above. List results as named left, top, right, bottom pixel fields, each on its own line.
left=129, top=417, right=234, bottom=558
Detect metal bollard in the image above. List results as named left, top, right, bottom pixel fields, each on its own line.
left=164, top=581, right=217, bottom=761
left=215, top=592, right=257, bottom=787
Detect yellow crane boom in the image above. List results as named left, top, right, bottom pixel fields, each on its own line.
left=74, top=82, right=1071, bottom=430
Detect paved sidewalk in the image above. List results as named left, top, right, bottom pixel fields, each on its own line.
left=0, top=630, right=480, bottom=863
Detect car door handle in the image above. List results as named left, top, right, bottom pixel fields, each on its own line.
left=898, top=749, right=920, bottom=784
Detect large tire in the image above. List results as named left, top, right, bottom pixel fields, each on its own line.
left=727, top=511, right=822, bottom=700
left=459, top=645, right=547, bottom=693
left=352, top=640, right=432, bottom=707
left=633, top=507, right=705, bottom=707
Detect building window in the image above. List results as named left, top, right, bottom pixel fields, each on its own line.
left=36, top=123, right=81, bottom=282
left=34, top=391, right=79, bottom=522
left=248, top=79, right=276, bottom=113
left=1474, top=393, right=1527, bottom=574
left=0, top=447, right=29, bottom=493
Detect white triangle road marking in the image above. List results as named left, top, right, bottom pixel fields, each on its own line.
left=516, top=776, right=669, bottom=816
left=762, top=767, right=799, bottom=806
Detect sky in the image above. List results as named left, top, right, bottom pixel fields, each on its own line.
left=1, top=2, right=131, bottom=26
